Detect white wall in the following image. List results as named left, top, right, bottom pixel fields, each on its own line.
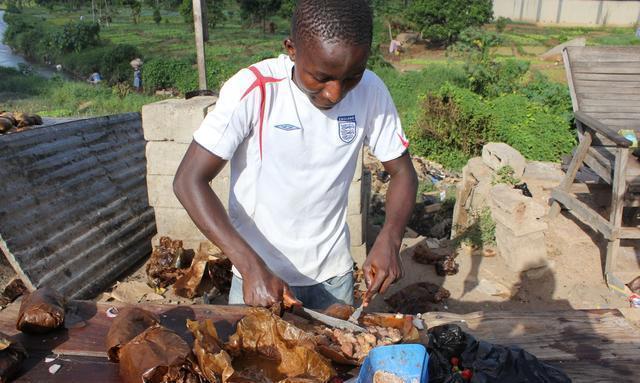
left=493, top=0, right=640, bottom=26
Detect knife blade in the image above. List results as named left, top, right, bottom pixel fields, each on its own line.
left=348, top=303, right=364, bottom=324
left=301, top=307, right=366, bottom=332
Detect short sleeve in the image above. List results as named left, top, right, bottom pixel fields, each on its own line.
left=193, top=69, right=257, bottom=160
left=364, top=77, right=409, bottom=163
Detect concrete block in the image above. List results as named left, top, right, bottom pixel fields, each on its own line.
left=351, top=243, right=367, bottom=268
left=146, top=141, right=189, bottom=176
left=523, top=161, right=565, bottom=184
left=142, top=96, right=218, bottom=143
left=347, top=180, right=363, bottom=215
left=482, top=143, right=526, bottom=178
left=154, top=207, right=206, bottom=243
left=348, top=212, right=365, bottom=246
left=147, top=174, right=230, bottom=209
left=489, top=184, right=547, bottom=236
left=495, top=222, right=547, bottom=272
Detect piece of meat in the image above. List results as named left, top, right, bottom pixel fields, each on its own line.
left=16, top=287, right=65, bottom=334
left=385, top=282, right=451, bottom=314
left=146, top=237, right=193, bottom=289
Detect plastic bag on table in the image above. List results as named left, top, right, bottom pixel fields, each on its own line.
left=119, top=324, right=205, bottom=383
left=106, top=307, right=160, bottom=362
left=225, top=308, right=335, bottom=382
left=0, top=332, right=27, bottom=383
left=427, top=325, right=571, bottom=383
left=16, top=287, right=65, bottom=334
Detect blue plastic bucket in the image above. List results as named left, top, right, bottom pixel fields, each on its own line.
left=357, top=344, right=429, bottom=383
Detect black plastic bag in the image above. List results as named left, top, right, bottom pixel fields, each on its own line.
left=427, top=325, right=571, bottom=383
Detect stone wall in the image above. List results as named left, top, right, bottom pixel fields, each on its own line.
left=493, top=0, right=640, bottom=26
left=142, top=97, right=367, bottom=266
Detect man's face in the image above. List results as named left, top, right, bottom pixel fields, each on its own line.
left=285, top=37, right=370, bottom=110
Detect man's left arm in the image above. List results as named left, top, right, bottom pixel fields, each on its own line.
left=362, top=151, right=417, bottom=305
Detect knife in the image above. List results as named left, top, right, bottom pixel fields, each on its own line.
left=348, top=302, right=364, bottom=324
left=301, top=307, right=366, bottom=332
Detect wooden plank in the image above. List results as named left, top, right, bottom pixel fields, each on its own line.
left=581, top=104, right=640, bottom=114
left=573, top=73, right=640, bottom=82
left=574, top=80, right=640, bottom=89
left=549, top=132, right=592, bottom=219
left=578, top=93, right=640, bottom=102
left=572, top=62, right=640, bottom=75
left=598, top=119, right=640, bottom=129
left=564, top=48, right=580, bottom=112
left=620, top=227, right=640, bottom=239
left=580, top=99, right=640, bottom=107
left=606, top=148, right=629, bottom=274
left=14, top=355, right=119, bottom=383
left=587, top=112, right=640, bottom=120
left=550, top=359, right=639, bottom=383
left=576, top=86, right=640, bottom=95
left=567, top=46, right=640, bottom=62
left=551, top=188, right=613, bottom=239
left=584, top=153, right=612, bottom=184
left=0, top=301, right=248, bottom=357
left=422, top=310, right=640, bottom=362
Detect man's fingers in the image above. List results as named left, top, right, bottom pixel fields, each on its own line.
left=379, top=272, right=396, bottom=295
left=364, top=271, right=386, bottom=306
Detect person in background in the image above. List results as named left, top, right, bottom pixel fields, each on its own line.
left=133, top=67, right=142, bottom=92
left=87, top=71, right=102, bottom=85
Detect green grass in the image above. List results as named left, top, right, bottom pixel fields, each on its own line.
left=0, top=67, right=164, bottom=116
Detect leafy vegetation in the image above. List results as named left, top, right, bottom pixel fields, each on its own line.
left=406, top=0, right=493, bottom=45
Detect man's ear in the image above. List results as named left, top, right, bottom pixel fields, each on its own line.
left=284, top=38, right=296, bottom=62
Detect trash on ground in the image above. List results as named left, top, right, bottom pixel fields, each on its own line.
left=385, top=282, right=450, bottom=314
left=427, top=324, right=570, bottom=383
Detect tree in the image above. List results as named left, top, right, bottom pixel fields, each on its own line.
left=123, top=0, right=142, bottom=24
left=236, top=0, right=282, bottom=32
left=179, top=0, right=193, bottom=23
left=278, top=0, right=294, bottom=19
left=406, top=0, right=493, bottom=46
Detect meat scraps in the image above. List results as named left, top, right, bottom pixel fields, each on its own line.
left=106, top=307, right=160, bottom=362
left=16, top=287, right=65, bottom=334
left=225, top=308, right=335, bottom=382
left=118, top=324, right=205, bottom=383
left=314, top=326, right=402, bottom=364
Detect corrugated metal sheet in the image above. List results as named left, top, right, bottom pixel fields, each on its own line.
left=0, top=113, right=156, bottom=299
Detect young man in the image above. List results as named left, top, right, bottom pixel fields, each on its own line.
left=174, top=0, right=417, bottom=310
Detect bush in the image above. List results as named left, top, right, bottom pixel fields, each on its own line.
left=406, top=0, right=493, bottom=45
left=52, top=21, right=101, bottom=53
left=61, top=44, right=141, bottom=84
left=413, top=83, right=576, bottom=168
left=495, top=16, right=510, bottom=33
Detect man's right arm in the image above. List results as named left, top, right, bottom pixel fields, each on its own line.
left=173, top=141, right=300, bottom=307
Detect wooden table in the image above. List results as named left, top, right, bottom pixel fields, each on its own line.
left=0, top=302, right=638, bottom=382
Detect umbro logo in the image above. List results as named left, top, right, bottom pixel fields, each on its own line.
left=274, top=124, right=301, bottom=131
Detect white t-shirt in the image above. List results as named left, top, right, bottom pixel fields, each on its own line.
left=193, top=54, right=408, bottom=286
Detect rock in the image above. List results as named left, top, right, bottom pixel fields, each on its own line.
left=482, top=143, right=526, bottom=178
left=495, top=222, right=548, bottom=272
left=541, top=37, right=586, bottom=60
left=523, top=161, right=565, bottom=184
left=490, top=184, right=548, bottom=237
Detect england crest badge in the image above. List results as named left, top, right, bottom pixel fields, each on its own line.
left=338, top=115, right=357, bottom=143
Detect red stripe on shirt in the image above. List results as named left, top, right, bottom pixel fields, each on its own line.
left=397, top=132, right=410, bottom=148
left=241, top=66, right=284, bottom=160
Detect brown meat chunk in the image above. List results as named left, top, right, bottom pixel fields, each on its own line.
left=106, top=307, right=160, bottom=362
left=16, top=287, right=65, bottom=334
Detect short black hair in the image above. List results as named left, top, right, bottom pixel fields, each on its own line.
left=291, top=0, right=373, bottom=47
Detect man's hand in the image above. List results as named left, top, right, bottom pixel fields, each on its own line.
left=362, top=230, right=403, bottom=306
left=242, top=265, right=302, bottom=308
left=362, top=151, right=417, bottom=307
